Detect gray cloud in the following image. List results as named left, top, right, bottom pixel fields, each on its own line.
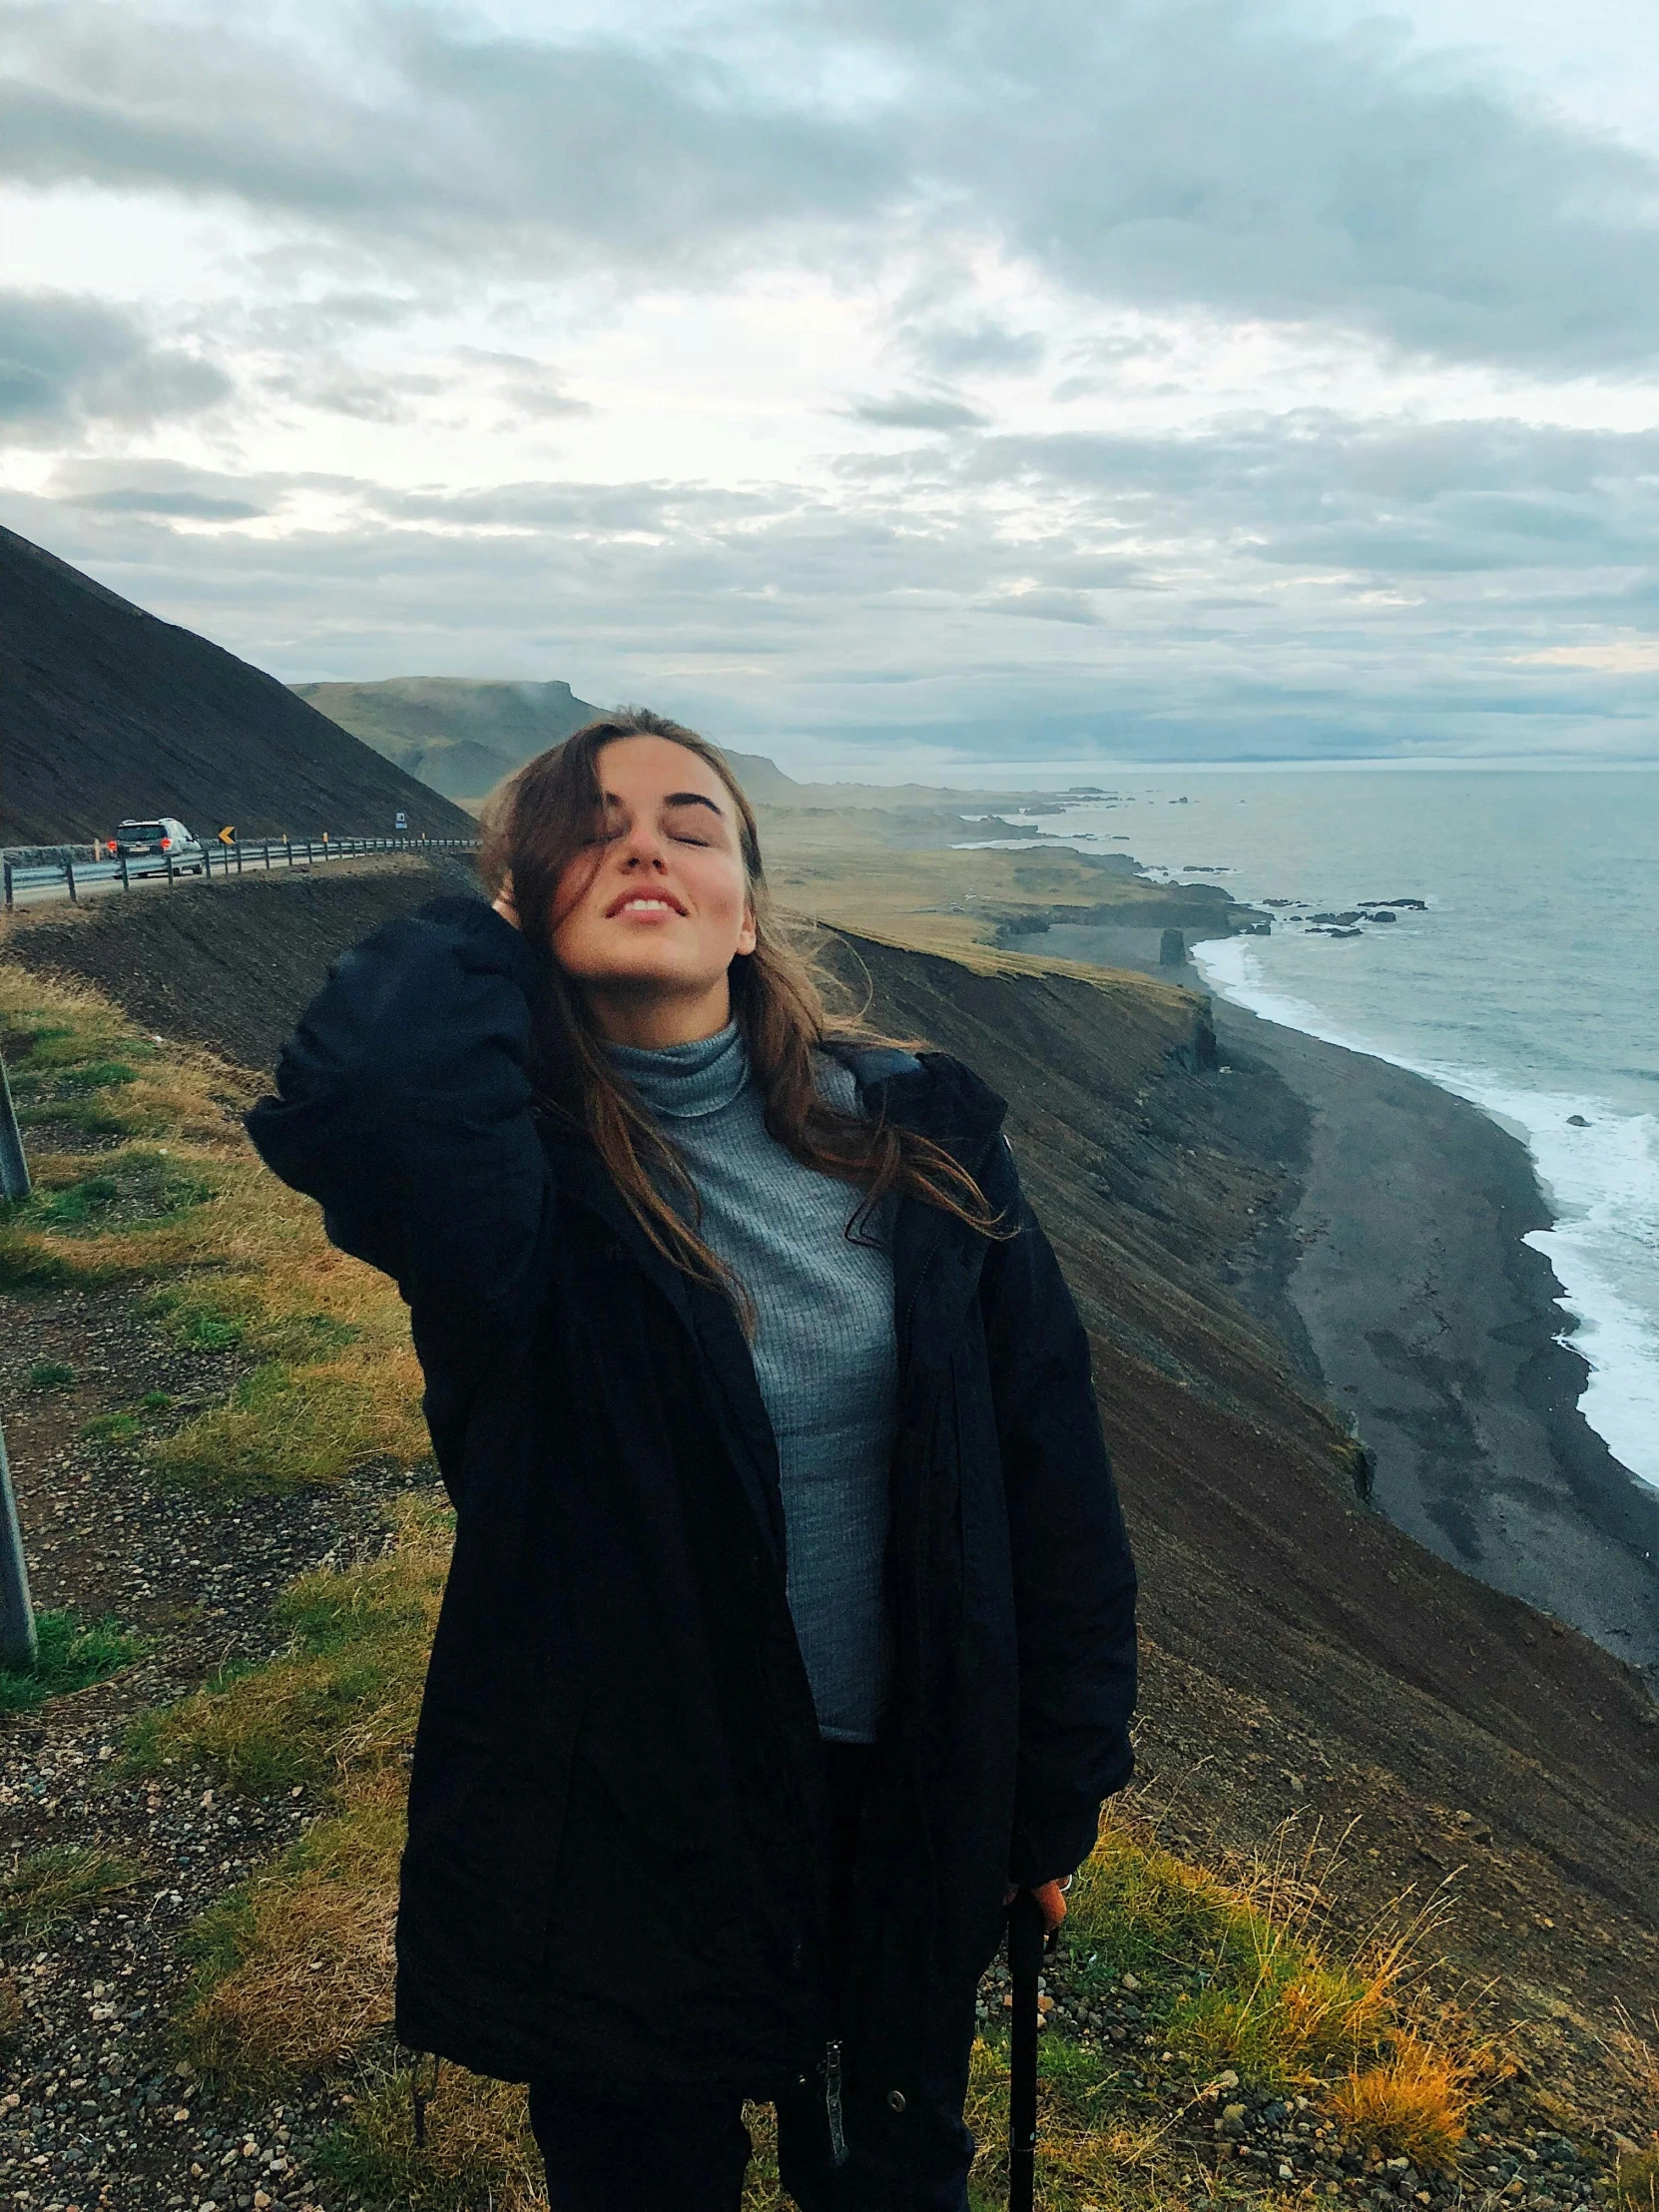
left=9, top=389, right=1656, bottom=764
left=8, top=2, right=1659, bottom=369
left=900, top=318, right=1047, bottom=375
left=452, top=349, right=592, bottom=422
left=0, top=2, right=899, bottom=278
left=48, top=457, right=289, bottom=520
left=0, top=288, right=230, bottom=440
left=843, top=391, right=990, bottom=430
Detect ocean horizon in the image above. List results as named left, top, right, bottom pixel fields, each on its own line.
left=981, top=767, right=1659, bottom=1496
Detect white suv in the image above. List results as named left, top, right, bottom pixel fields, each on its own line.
left=110, top=818, right=206, bottom=875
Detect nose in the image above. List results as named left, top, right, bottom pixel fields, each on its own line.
left=616, top=819, right=669, bottom=871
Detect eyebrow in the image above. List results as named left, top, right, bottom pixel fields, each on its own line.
left=661, top=791, right=726, bottom=818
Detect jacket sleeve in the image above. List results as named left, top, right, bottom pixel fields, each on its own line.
left=244, top=896, right=551, bottom=1375
left=978, top=1136, right=1138, bottom=1888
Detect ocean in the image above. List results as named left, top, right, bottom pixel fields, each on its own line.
left=991, top=768, right=1659, bottom=1492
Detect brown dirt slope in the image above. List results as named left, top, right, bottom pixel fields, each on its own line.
left=0, top=854, right=474, bottom=1072
left=0, top=524, right=474, bottom=845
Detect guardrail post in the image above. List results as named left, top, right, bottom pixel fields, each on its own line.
left=0, top=1417, right=35, bottom=1670
left=64, top=854, right=77, bottom=904
left=2, top=859, right=11, bottom=911
left=118, top=849, right=129, bottom=890
left=0, top=1048, right=35, bottom=1665
left=0, top=1049, right=27, bottom=1205
left=165, top=848, right=175, bottom=888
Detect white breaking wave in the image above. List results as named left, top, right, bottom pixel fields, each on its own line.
left=1192, top=934, right=1659, bottom=1492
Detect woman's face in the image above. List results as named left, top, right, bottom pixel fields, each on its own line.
left=550, top=736, right=758, bottom=1047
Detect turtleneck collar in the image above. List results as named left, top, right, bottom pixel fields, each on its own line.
left=605, top=1020, right=750, bottom=1120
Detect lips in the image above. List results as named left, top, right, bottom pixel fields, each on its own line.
left=604, top=889, right=688, bottom=917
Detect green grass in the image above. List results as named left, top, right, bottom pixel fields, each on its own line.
left=0, top=1845, right=141, bottom=1941
left=15, top=1099, right=139, bottom=1139
left=127, top=1502, right=448, bottom=1790
left=153, top=1358, right=412, bottom=1497
left=82, top=1410, right=140, bottom=1442
left=26, top=1360, right=75, bottom=1389
left=141, top=1285, right=247, bottom=1352
left=26, top=1153, right=216, bottom=1237
left=81, top=1390, right=175, bottom=1445
left=1054, top=1823, right=1402, bottom=2095
left=0, top=1607, right=151, bottom=1712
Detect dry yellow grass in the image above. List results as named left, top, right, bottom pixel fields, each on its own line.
left=164, top=1504, right=451, bottom=2090
left=180, top=1770, right=405, bottom=2089
left=1328, top=2033, right=1476, bottom=2168
left=315, top=2063, right=544, bottom=2212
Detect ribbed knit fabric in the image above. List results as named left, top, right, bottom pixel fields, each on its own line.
left=606, top=1023, right=896, bottom=1743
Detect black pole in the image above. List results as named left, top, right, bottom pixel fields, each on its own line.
left=1007, top=1890, right=1044, bottom=2212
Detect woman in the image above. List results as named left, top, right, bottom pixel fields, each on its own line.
left=248, top=710, right=1137, bottom=2212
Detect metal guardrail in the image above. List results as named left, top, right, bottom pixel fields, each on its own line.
left=3, top=832, right=478, bottom=910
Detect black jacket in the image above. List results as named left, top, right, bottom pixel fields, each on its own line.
left=246, top=897, right=1136, bottom=2104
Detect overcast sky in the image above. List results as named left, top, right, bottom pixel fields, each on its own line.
left=4, top=0, right=1659, bottom=773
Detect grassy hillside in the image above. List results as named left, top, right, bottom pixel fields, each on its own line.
left=289, top=679, right=600, bottom=801
left=0, top=526, right=473, bottom=846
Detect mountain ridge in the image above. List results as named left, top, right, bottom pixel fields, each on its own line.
left=0, top=526, right=473, bottom=846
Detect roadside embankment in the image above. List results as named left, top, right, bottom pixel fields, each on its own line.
left=1, top=853, right=473, bottom=1072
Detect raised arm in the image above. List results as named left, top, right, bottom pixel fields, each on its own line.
left=978, top=1140, right=1139, bottom=1890
left=246, top=895, right=551, bottom=1370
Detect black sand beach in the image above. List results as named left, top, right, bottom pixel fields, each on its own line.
left=1018, top=921, right=1659, bottom=1684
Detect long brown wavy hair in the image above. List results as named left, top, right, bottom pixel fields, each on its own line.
left=476, top=708, right=1005, bottom=1303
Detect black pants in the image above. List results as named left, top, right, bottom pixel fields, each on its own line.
left=528, top=1745, right=976, bottom=2211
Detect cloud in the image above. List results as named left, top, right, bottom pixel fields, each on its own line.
left=978, top=585, right=1109, bottom=624
left=900, top=318, right=1047, bottom=375
left=1519, top=640, right=1659, bottom=672
left=452, top=348, right=592, bottom=421
left=49, top=457, right=281, bottom=520
left=9, top=383, right=1657, bottom=766
left=0, top=288, right=230, bottom=441
left=8, top=1, right=1659, bottom=370
left=0, top=1, right=900, bottom=279
left=843, top=390, right=990, bottom=429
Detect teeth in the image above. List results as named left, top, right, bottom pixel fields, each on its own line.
left=622, top=897, right=674, bottom=912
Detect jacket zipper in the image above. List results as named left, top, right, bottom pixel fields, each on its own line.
left=824, top=2037, right=847, bottom=2166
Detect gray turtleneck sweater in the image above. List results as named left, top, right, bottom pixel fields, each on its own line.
left=606, top=1024, right=896, bottom=1744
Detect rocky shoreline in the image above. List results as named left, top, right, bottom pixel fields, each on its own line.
left=1006, top=914, right=1659, bottom=1688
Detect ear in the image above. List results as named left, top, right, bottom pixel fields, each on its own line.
left=736, top=901, right=759, bottom=958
